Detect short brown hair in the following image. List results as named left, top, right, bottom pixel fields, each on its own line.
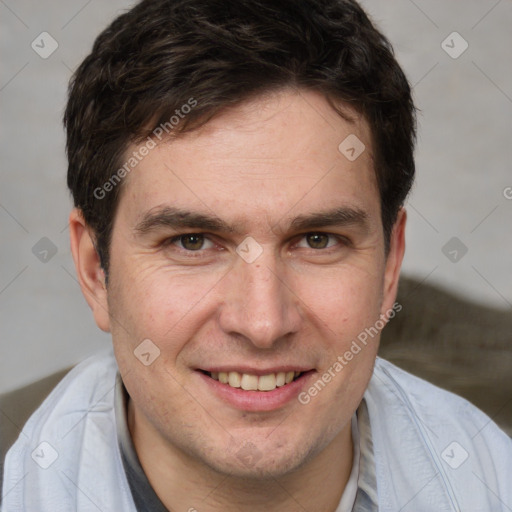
left=65, top=0, right=416, bottom=276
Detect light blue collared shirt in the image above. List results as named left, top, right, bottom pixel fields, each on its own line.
left=3, top=351, right=511, bottom=511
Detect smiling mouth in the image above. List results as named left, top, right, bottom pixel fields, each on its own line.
left=201, top=370, right=306, bottom=392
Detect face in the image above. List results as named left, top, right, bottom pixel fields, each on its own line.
left=81, top=89, right=404, bottom=478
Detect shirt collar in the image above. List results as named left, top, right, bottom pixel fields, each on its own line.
left=114, top=373, right=168, bottom=511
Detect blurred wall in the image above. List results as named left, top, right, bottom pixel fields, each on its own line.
left=1, top=0, right=511, bottom=393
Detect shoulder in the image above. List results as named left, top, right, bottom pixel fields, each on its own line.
left=1, top=349, right=133, bottom=511
left=24, top=349, right=117, bottom=425
left=366, top=357, right=512, bottom=511
left=372, top=357, right=509, bottom=435
left=370, top=356, right=512, bottom=446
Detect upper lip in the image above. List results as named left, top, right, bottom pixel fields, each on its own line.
left=198, top=366, right=314, bottom=376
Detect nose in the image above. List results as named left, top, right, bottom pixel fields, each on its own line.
left=218, top=249, right=302, bottom=349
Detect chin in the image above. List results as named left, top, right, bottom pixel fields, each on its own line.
left=198, top=434, right=320, bottom=480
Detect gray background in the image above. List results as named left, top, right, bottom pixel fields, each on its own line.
left=1, top=0, right=511, bottom=393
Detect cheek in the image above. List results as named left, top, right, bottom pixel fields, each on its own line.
left=108, top=260, right=225, bottom=355
left=295, top=265, right=384, bottom=413
left=295, top=262, right=384, bottom=338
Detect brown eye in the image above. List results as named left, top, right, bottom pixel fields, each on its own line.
left=179, top=234, right=205, bottom=250
left=305, top=233, right=330, bottom=249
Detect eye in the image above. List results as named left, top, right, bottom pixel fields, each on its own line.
left=170, top=233, right=215, bottom=251
left=296, top=232, right=340, bottom=249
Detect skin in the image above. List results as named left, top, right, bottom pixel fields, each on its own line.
left=70, top=88, right=406, bottom=511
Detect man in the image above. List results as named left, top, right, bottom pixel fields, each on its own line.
left=2, top=0, right=511, bottom=510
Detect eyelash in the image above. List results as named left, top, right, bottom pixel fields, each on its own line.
left=163, top=232, right=349, bottom=254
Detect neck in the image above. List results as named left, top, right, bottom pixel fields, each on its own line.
left=128, top=399, right=354, bottom=512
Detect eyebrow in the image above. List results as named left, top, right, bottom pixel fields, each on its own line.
left=134, top=207, right=236, bottom=235
left=289, top=207, right=369, bottom=233
left=134, top=205, right=370, bottom=236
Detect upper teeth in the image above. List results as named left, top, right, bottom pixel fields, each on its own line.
left=210, top=371, right=301, bottom=391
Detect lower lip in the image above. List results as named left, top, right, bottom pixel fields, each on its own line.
left=196, top=371, right=315, bottom=412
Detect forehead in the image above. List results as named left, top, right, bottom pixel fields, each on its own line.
left=116, top=89, right=380, bottom=233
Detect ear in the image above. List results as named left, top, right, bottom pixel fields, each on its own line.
left=381, top=207, right=406, bottom=315
left=69, top=208, right=111, bottom=332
